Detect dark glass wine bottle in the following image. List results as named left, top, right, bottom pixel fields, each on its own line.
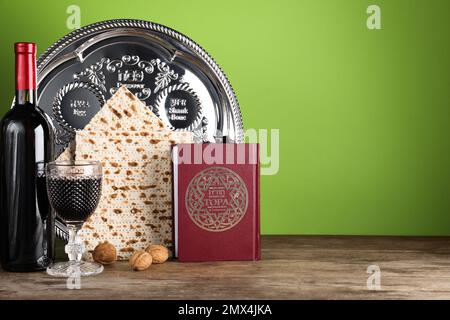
left=0, top=43, right=55, bottom=272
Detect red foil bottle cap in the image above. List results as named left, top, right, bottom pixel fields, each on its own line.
left=15, top=42, right=37, bottom=90
left=15, top=42, right=36, bottom=54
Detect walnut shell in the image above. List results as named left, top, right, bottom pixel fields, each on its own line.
left=129, top=250, right=152, bottom=271
left=145, top=244, right=169, bottom=264
left=92, top=241, right=117, bottom=265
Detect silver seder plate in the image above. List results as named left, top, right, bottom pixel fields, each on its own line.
left=34, top=19, right=244, bottom=241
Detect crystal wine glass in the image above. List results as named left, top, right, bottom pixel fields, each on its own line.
left=45, top=161, right=103, bottom=277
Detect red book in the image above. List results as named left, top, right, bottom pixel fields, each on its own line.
left=173, top=144, right=260, bottom=262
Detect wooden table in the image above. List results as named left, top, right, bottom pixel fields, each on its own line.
left=1, top=236, right=450, bottom=300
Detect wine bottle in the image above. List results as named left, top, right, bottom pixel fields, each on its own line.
left=0, top=42, right=55, bottom=272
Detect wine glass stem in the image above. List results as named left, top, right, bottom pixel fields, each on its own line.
left=42, top=218, right=47, bottom=255
left=65, top=224, right=83, bottom=262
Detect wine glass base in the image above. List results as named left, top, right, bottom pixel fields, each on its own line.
left=46, top=261, right=104, bottom=277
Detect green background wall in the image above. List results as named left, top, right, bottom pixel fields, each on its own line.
left=1, top=0, right=449, bottom=235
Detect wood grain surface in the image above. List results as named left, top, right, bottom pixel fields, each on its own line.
left=1, top=235, right=450, bottom=300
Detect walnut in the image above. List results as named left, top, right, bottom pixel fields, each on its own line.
left=129, top=250, right=152, bottom=271
left=92, top=241, right=117, bottom=265
left=145, top=244, right=169, bottom=264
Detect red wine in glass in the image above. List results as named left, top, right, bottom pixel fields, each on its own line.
left=47, top=176, right=102, bottom=224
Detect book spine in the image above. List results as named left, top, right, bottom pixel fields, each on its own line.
left=172, top=145, right=179, bottom=258
left=254, top=143, right=261, bottom=260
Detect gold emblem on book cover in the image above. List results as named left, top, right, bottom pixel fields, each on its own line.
left=186, top=167, right=248, bottom=232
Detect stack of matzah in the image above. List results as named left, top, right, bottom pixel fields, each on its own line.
left=58, top=86, right=193, bottom=260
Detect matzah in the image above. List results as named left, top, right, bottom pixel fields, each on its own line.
left=57, top=86, right=193, bottom=260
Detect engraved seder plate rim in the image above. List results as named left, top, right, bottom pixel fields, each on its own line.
left=35, top=19, right=244, bottom=242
